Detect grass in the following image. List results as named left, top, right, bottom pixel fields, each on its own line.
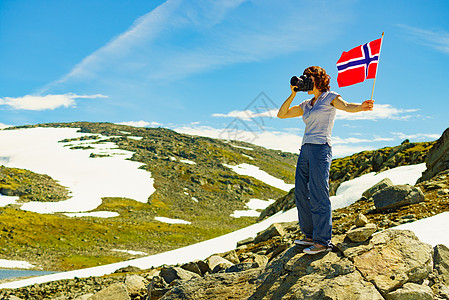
left=0, top=196, right=255, bottom=271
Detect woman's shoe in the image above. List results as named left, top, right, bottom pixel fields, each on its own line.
left=303, top=244, right=332, bottom=254
left=294, top=238, right=314, bottom=246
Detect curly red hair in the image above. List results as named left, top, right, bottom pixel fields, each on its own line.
left=303, top=66, right=330, bottom=92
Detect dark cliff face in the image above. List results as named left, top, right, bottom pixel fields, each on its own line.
left=419, top=127, right=449, bottom=182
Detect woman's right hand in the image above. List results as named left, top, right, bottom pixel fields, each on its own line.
left=290, top=85, right=298, bottom=95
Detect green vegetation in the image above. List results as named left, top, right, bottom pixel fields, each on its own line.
left=330, top=139, right=436, bottom=188
left=0, top=166, right=69, bottom=203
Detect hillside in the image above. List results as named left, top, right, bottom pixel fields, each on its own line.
left=259, top=139, right=436, bottom=221
left=0, top=125, right=448, bottom=299
left=0, top=122, right=297, bottom=271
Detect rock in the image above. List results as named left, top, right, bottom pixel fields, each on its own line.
left=181, top=261, right=203, bottom=276
left=349, top=229, right=433, bottom=295
left=254, top=223, right=286, bottom=244
left=267, top=242, right=289, bottom=261
left=2, top=296, right=23, bottom=300
left=434, top=283, right=449, bottom=299
left=212, top=262, right=233, bottom=273
left=89, top=283, right=131, bottom=300
left=237, top=237, right=254, bottom=247
left=156, top=269, right=262, bottom=299
left=113, top=265, right=141, bottom=273
left=293, top=271, right=384, bottom=299
left=74, top=294, right=94, bottom=300
left=124, top=274, right=147, bottom=296
left=159, top=266, right=201, bottom=284
left=195, top=260, right=211, bottom=276
left=147, top=275, right=171, bottom=299
left=355, top=213, right=370, bottom=227
left=261, top=250, right=383, bottom=299
left=225, top=262, right=254, bottom=273
left=373, top=185, right=425, bottom=212
left=385, top=282, right=434, bottom=300
left=346, top=223, right=377, bottom=242
left=434, top=244, right=449, bottom=284
left=419, top=127, right=449, bottom=182
left=206, top=255, right=233, bottom=273
left=438, top=188, right=449, bottom=195
left=219, top=249, right=240, bottom=264
left=362, top=177, right=394, bottom=199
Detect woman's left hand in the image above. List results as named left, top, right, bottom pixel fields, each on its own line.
left=361, top=100, right=374, bottom=111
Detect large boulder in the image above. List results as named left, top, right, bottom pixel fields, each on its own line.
left=254, top=223, right=286, bottom=244
left=206, top=255, right=234, bottom=273
left=385, top=282, right=434, bottom=300
left=160, top=269, right=262, bottom=300
left=346, top=223, right=377, bottom=243
left=345, top=229, right=433, bottom=295
left=362, top=177, right=393, bottom=199
left=159, top=266, right=201, bottom=284
left=124, top=274, right=147, bottom=296
left=372, top=184, right=425, bottom=212
left=89, top=283, right=131, bottom=300
left=434, top=244, right=449, bottom=285
left=419, top=127, right=449, bottom=182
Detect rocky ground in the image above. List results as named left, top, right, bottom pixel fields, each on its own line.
left=1, top=168, right=448, bottom=299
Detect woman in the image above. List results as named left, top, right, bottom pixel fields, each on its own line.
left=277, top=66, right=374, bottom=254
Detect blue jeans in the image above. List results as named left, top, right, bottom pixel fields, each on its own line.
left=294, top=143, right=332, bottom=247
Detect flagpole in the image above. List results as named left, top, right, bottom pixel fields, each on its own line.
left=370, top=32, right=385, bottom=101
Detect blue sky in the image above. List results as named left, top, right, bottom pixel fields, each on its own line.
left=1, top=0, right=448, bottom=157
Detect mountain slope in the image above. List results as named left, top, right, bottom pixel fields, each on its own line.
left=0, top=122, right=297, bottom=271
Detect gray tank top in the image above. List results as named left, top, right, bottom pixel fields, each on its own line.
left=299, top=91, right=338, bottom=146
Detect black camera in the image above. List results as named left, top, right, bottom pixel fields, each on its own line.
left=290, top=75, right=313, bottom=92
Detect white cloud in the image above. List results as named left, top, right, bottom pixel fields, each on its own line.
left=331, top=145, right=374, bottom=158
left=336, top=104, right=419, bottom=121
left=0, top=123, right=11, bottom=129
left=0, top=94, right=107, bottom=111
left=174, top=124, right=302, bottom=153
left=212, top=109, right=278, bottom=121
left=117, top=120, right=162, bottom=127
left=399, top=25, right=449, bottom=55
left=41, top=0, right=348, bottom=92
left=391, top=132, right=441, bottom=141
left=175, top=124, right=389, bottom=158
left=332, top=136, right=394, bottom=144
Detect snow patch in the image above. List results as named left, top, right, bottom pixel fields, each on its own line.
left=0, top=259, right=35, bottom=269
left=223, top=163, right=294, bottom=192
left=155, top=217, right=191, bottom=225
left=63, top=211, right=120, bottom=218
left=0, top=127, right=156, bottom=214
left=231, top=199, right=275, bottom=218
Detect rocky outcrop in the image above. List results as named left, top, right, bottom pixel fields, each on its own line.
left=3, top=218, right=449, bottom=300
left=144, top=228, right=444, bottom=300
left=420, top=127, right=449, bottom=182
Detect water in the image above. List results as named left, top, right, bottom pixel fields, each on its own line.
left=0, top=269, right=55, bottom=281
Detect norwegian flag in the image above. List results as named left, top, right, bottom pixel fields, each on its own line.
left=337, top=38, right=383, bottom=87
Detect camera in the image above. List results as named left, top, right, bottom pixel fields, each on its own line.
left=290, top=75, right=313, bottom=92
